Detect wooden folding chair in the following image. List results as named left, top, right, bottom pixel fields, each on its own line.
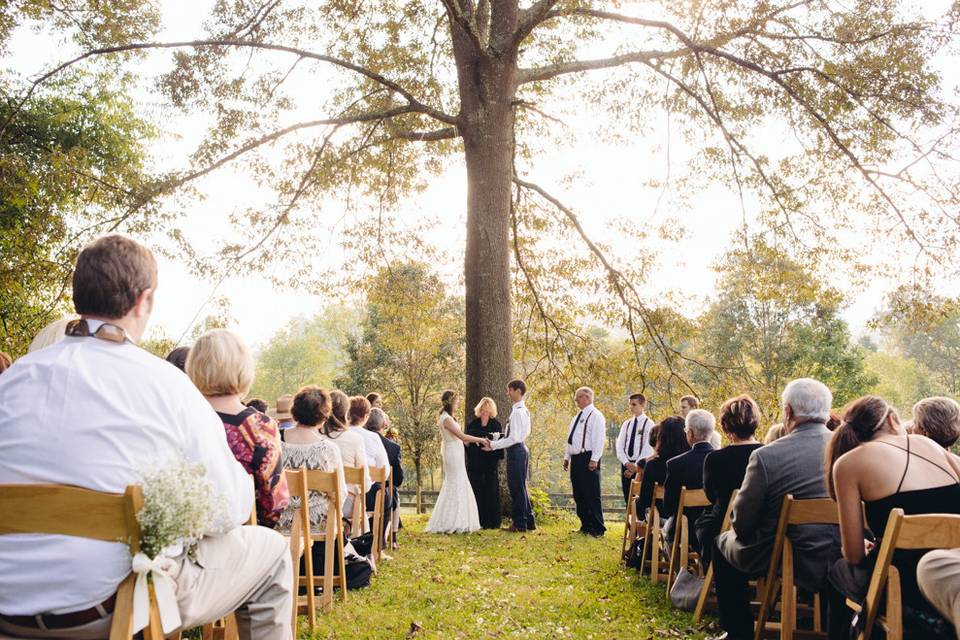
left=754, top=495, right=838, bottom=640
left=694, top=489, right=738, bottom=623
left=368, top=466, right=388, bottom=562
left=620, top=472, right=643, bottom=563
left=285, top=468, right=347, bottom=631
left=200, top=505, right=258, bottom=640
left=0, top=484, right=164, bottom=640
left=848, top=510, right=960, bottom=640
left=667, top=487, right=711, bottom=592
left=384, top=467, right=395, bottom=550
left=342, top=466, right=368, bottom=538
left=640, top=484, right=668, bottom=583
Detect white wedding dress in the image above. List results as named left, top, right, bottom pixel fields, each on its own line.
left=425, top=412, right=481, bottom=533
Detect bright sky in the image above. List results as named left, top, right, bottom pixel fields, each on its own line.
left=8, top=2, right=958, bottom=350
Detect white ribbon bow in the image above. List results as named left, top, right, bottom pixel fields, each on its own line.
left=131, top=552, right=182, bottom=635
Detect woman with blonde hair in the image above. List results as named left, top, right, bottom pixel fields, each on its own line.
left=465, top=396, right=504, bottom=529
left=186, top=329, right=289, bottom=527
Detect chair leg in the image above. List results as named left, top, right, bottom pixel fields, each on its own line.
left=693, top=561, right=714, bottom=623
left=337, top=519, right=348, bottom=602
left=886, top=567, right=903, bottom=640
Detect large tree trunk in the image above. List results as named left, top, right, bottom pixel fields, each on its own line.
left=452, top=11, right=521, bottom=517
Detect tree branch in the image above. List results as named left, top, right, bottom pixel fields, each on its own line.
left=518, top=48, right=687, bottom=84
left=1, top=38, right=457, bottom=138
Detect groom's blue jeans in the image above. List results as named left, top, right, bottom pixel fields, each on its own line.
left=506, top=444, right=535, bottom=530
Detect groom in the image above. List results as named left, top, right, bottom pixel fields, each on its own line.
left=482, top=379, right=535, bottom=532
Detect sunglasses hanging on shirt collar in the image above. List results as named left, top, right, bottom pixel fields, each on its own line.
left=65, top=318, right=130, bottom=344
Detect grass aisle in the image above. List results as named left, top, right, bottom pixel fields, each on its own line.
left=301, top=514, right=711, bottom=639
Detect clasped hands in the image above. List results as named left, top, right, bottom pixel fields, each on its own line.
left=478, top=438, right=494, bottom=452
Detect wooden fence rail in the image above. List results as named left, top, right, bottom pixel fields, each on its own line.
left=397, top=490, right=627, bottom=517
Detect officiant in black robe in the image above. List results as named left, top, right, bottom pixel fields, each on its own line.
left=465, top=401, right=504, bottom=529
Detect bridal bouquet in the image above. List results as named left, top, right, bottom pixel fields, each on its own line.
left=132, top=459, right=227, bottom=634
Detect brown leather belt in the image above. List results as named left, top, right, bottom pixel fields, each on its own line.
left=0, top=594, right=115, bottom=630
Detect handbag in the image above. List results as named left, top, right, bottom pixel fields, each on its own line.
left=669, top=568, right=704, bottom=611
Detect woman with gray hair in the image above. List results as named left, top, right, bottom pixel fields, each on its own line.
left=912, top=396, right=960, bottom=450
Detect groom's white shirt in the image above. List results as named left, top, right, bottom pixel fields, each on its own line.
left=490, top=400, right=530, bottom=450
left=564, top=403, right=605, bottom=463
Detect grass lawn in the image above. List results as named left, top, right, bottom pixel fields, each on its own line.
left=299, top=513, right=714, bottom=639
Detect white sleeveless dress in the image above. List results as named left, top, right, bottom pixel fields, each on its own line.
left=425, top=412, right=481, bottom=533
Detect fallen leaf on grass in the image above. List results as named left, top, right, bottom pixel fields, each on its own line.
left=407, top=621, right=424, bottom=636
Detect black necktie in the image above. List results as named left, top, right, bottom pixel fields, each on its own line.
left=626, top=417, right=638, bottom=459
left=567, top=411, right=583, bottom=445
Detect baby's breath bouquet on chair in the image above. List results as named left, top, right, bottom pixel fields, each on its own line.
left=132, top=459, right=227, bottom=634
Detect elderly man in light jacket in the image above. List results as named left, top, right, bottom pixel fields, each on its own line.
left=709, top=379, right=841, bottom=640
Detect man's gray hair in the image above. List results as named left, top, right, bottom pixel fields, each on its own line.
left=685, top=409, right=716, bottom=441
left=575, top=386, right=594, bottom=400
left=781, top=378, right=832, bottom=423
left=366, top=407, right=387, bottom=432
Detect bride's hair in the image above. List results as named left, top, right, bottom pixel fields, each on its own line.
left=440, top=389, right=457, bottom=416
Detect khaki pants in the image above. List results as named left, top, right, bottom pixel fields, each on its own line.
left=917, top=549, right=960, bottom=640
left=0, top=526, right=293, bottom=640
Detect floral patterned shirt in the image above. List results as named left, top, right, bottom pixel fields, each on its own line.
left=217, top=407, right=290, bottom=527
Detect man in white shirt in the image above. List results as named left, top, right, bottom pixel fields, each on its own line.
left=349, top=396, right=393, bottom=535
left=563, top=386, right=607, bottom=536
left=484, top=379, right=535, bottom=532
left=0, top=235, right=292, bottom=640
left=615, top=392, right=655, bottom=505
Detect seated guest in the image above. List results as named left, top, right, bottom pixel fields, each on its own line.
left=276, top=386, right=347, bottom=540
left=465, top=397, right=504, bottom=529
left=367, top=408, right=402, bottom=548
left=165, top=345, right=190, bottom=372
left=662, top=409, right=717, bottom=550
left=918, top=549, right=960, bottom=638
left=187, top=329, right=289, bottom=528
left=245, top=398, right=268, bottom=414
left=348, top=396, right=392, bottom=532
left=273, top=394, right=295, bottom=439
left=911, top=396, right=960, bottom=450
left=320, top=390, right=370, bottom=536
left=826, top=411, right=842, bottom=432
left=0, top=351, right=9, bottom=375
left=0, top=235, right=291, bottom=638
left=366, top=392, right=383, bottom=409
left=636, top=416, right=690, bottom=519
left=695, top=395, right=763, bottom=567
left=712, top=378, right=839, bottom=640
left=825, top=396, right=960, bottom=638
left=28, top=315, right=76, bottom=352
left=763, top=423, right=785, bottom=444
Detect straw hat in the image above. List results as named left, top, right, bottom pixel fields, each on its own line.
left=273, top=394, right=293, bottom=421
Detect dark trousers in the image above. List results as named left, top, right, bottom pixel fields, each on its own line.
left=365, top=482, right=392, bottom=537
left=570, top=452, right=605, bottom=534
left=467, top=463, right=502, bottom=529
left=712, top=539, right=756, bottom=638
left=506, top=445, right=535, bottom=530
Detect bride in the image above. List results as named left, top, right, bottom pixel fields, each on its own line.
left=426, top=390, right=487, bottom=533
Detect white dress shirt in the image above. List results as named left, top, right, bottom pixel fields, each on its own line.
left=564, top=403, right=606, bottom=463
left=615, top=414, right=655, bottom=465
left=0, top=326, right=254, bottom=615
left=491, top=400, right=531, bottom=450
left=353, top=426, right=390, bottom=479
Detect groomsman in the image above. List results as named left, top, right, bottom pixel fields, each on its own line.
left=615, top=393, right=655, bottom=504
left=563, top=387, right=606, bottom=537
left=485, top=379, right=535, bottom=532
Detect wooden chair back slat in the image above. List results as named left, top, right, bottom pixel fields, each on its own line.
left=342, top=466, right=365, bottom=486
left=0, top=484, right=141, bottom=549
left=368, top=466, right=388, bottom=483
left=0, top=483, right=160, bottom=639
left=786, top=498, right=839, bottom=526
left=682, top=488, right=711, bottom=508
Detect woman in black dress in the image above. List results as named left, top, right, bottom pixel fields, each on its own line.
left=694, top=394, right=763, bottom=566
left=465, top=396, right=504, bottom=529
left=636, top=416, right=690, bottom=519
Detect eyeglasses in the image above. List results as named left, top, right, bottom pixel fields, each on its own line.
left=65, top=319, right=130, bottom=344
